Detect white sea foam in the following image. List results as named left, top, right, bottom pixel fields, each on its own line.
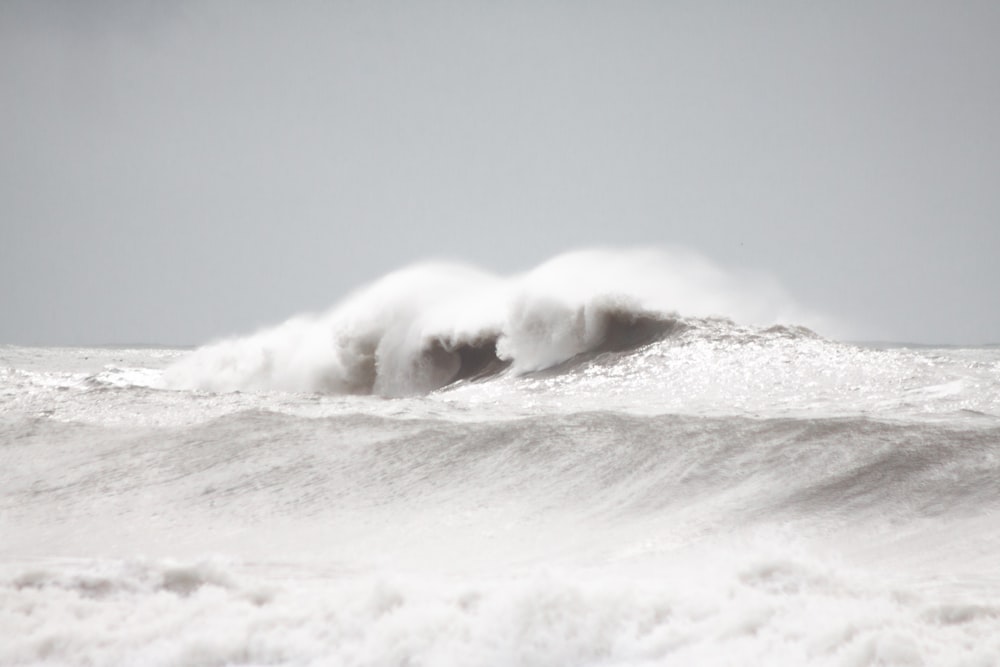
left=2, top=550, right=997, bottom=667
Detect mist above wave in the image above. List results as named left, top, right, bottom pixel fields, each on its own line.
left=165, top=248, right=823, bottom=396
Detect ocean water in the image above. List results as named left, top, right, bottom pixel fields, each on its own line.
left=3, top=252, right=1000, bottom=666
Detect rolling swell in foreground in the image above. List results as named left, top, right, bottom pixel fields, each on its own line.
left=3, top=249, right=1000, bottom=666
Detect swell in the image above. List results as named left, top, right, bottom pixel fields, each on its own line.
left=9, top=411, right=999, bottom=530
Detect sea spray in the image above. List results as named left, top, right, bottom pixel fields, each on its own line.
left=164, top=247, right=827, bottom=396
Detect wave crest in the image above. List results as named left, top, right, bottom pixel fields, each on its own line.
left=165, top=248, right=822, bottom=396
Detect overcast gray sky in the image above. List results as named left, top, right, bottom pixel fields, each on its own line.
left=2, top=0, right=998, bottom=346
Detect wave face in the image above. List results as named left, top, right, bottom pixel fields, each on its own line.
left=164, top=248, right=824, bottom=396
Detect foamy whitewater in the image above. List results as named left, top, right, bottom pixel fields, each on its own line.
left=2, top=249, right=999, bottom=666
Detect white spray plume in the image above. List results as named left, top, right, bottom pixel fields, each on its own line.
left=164, top=247, right=830, bottom=395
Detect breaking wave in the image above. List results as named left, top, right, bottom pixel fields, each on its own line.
left=165, top=248, right=825, bottom=396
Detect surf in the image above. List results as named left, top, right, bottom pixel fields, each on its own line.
left=164, top=247, right=827, bottom=396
